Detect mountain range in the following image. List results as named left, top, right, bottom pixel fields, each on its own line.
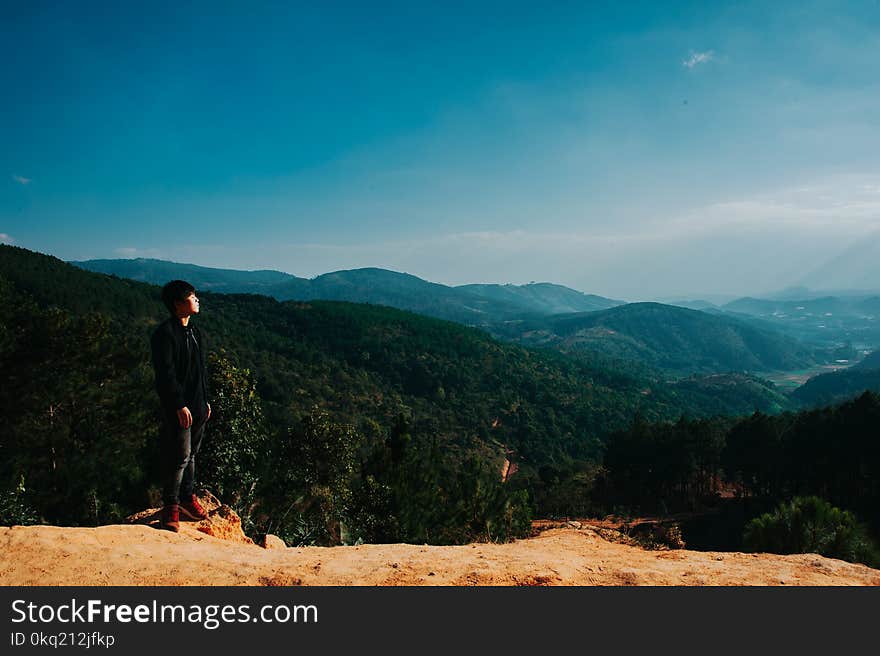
left=72, top=257, right=828, bottom=377
left=792, top=348, right=880, bottom=406
left=492, top=302, right=818, bottom=375
left=3, top=246, right=801, bottom=456
left=65, top=254, right=880, bottom=408
left=11, top=244, right=880, bottom=560
left=71, top=258, right=624, bottom=327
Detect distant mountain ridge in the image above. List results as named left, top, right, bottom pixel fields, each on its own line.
left=457, top=282, right=622, bottom=315
left=716, top=293, right=880, bottom=350
left=70, top=257, right=299, bottom=291
left=494, top=302, right=817, bottom=375
left=72, top=257, right=827, bottom=377
left=71, top=258, right=622, bottom=326
left=792, top=349, right=880, bottom=406
left=2, top=244, right=798, bottom=480
left=722, top=296, right=873, bottom=318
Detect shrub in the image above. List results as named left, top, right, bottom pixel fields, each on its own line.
left=743, top=496, right=879, bottom=567
left=0, top=476, right=40, bottom=526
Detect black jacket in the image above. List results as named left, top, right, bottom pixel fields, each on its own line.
left=150, top=317, right=209, bottom=417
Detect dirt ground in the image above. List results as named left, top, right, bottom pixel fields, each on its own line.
left=2, top=502, right=879, bottom=586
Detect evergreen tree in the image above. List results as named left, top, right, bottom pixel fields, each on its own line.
left=199, top=351, right=271, bottom=532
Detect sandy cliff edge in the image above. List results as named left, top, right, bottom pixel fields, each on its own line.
left=2, top=497, right=878, bottom=586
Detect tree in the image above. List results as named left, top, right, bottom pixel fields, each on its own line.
left=199, top=351, right=270, bottom=532
left=270, top=407, right=362, bottom=546
left=743, top=496, right=879, bottom=567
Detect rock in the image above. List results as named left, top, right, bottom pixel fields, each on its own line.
left=125, top=491, right=253, bottom=545
left=257, top=534, right=287, bottom=550
left=196, top=504, right=254, bottom=545
left=625, top=521, right=686, bottom=550
left=566, top=521, right=582, bottom=529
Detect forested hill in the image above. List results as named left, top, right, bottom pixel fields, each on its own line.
left=793, top=351, right=880, bottom=407
left=0, top=244, right=836, bottom=554
left=456, top=282, right=622, bottom=314
left=494, top=302, right=817, bottom=374
left=2, top=245, right=808, bottom=540
left=70, top=257, right=817, bottom=379
left=71, top=257, right=620, bottom=326
left=4, top=246, right=691, bottom=460
left=268, top=267, right=526, bottom=325
left=70, top=257, right=299, bottom=293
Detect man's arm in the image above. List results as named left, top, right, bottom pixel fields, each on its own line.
left=198, top=326, right=211, bottom=421
left=150, top=327, right=188, bottom=412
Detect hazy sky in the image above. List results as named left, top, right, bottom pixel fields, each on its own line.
left=3, top=1, right=880, bottom=300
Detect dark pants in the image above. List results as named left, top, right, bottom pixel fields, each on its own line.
left=160, top=412, right=207, bottom=506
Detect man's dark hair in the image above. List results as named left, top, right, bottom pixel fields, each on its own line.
left=161, top=280, right=196, bottom=315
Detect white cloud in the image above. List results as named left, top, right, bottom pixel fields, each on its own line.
left=114, top=247, right=163, bottom=259
left=12, top=175, right=32, bottom=185
left=683, top=175, right=880, bottom=232
left=682, top=50, right=714, bottom=69
left=135, top=174, right=880, bottom=299
left=259, top=177, right=879, bottom=297
left=0, top=233, right=14, bottom=244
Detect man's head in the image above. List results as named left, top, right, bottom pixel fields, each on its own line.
left=161, top=280, right=199, bottom=318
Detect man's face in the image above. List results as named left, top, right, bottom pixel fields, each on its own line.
left=175, top=292, right=200, bottom=317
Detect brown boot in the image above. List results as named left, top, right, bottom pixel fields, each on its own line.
left=179, top=494, right=209, bottom=521
left=160, top=504, right=180, bottom=532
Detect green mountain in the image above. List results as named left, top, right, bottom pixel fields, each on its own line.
left=493, top=302, right=817, bottom=375
left=0, top=245, right=810, bottom=543
left=666, top=299, right=719, bottom=311
left=723, top=296, right=853, bottom=317
left=456, top=282, right=622, bottom=314
left=2, top=245, right=799, bottom=466
left=72, top=259, right=820, bottom=379
left=0, top=247, right=650, bottom=468
left=669, top=373, right=792, bottom=416
left=268, top=267, right=526, bottom=325
left=71, top=258, right=619, bottom=327
left=793, top=349, right=880, bottom=406
left=70, top=257, right=300, bottom=293
left=719, top=295, right=880, bottom=351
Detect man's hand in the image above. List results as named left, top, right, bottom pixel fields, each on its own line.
left=177, top=406, right=193, bottom=429
left=206, top=403, right=212, bottom=421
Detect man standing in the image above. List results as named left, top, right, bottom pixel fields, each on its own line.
left=151, top=280, right=211, bottom=532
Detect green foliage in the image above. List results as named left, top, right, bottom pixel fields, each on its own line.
left=0, top=247, right=542, bottom=541
left=743, top=496, right=879, bottom=567
left=496, top=302, right=816, bottom=375
left=603, top=415, right=728, bottom=513
left=0, top=476, right=40, bottom=526
left=723, top=392, right=880, bottom=526
left=447, top=456, right=533, bottom=543
left=350, top=430, right=533, bottom=545
left=269, top=408, right=361, bottom=546
left=0, top=266, right=154, bottom=526
left=794, top=367, right=880, bottom=407
left=528, top=460, right=606, bottom=519
left=199, top=351, right=270, bottom=532
left=7, top=244, right=880, bottom=549
left=671, top=373, right=792, bottom=416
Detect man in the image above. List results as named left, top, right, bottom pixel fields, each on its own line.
left=150, top=280, right=212, bottom=532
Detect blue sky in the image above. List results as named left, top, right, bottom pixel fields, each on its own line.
left=3, top=1, right=880, bottom=299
